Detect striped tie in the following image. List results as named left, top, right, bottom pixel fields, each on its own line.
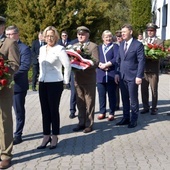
left=124, top=43, right=128, bottom=54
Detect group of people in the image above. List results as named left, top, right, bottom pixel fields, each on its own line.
left=0, top=13, right=164, bottom=168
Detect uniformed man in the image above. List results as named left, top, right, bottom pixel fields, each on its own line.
left=72, top=26, right=99, bottom=133
left=0, top=16, right=20, bottom=169
left=141, top=23, right=164, bottom=115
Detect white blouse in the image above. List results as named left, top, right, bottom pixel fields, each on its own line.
left=38, top=44, right=71, bottom=84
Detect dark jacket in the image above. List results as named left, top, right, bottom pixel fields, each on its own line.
left=31, top=39, right=42, bottom=64
left=116, top=39, right=145, bottom=81
left=14, top=40, right=31, bottom=92
left=96, top=43, right=119, bottom=83
left=58, top=39, right=71, bottom=47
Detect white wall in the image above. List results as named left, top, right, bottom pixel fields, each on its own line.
left=152, top=0, right=170, bottom=40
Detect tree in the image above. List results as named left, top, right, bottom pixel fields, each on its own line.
left=101, top=0, right=131, bottom=36
left=130, top=0, right=152, bottom=35
left=6, top=0, right=109, bottom=45
left=0, top=0, right=7, bottom=16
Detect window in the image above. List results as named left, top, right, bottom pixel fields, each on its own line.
left=162, top=4, right=168, bottom=27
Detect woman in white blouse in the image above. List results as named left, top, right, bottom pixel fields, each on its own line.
left=37, top=26, right=71, bottom=150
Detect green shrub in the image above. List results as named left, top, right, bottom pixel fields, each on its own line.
left=28, top=66, right=33, bottom=83
left=164, top=39, right=170, bottom=48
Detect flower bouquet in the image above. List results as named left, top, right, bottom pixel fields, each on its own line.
left=0, top=53, right=13, bottom=90
left=144, top=43, right=168, bottom=60
left=66, top=45, right=94, bottom=70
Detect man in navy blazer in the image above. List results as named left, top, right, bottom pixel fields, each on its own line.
left=57, top=30, right=71, bottom=47
left=115, top=24, right=145, bottom=128
left=58, top=31, right=78, bottom=119
left=6, top=25, right=31, bottom=144
left=31, top=31, right=45, bottom=91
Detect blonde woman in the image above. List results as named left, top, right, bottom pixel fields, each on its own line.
left=37, top=26, right=71, bottom=149
left=96, top=30, right=119, bottom=121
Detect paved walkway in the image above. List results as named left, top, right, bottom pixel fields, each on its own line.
left=8, top=73, right=170, bottom=170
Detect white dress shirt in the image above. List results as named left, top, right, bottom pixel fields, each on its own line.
left=38, top=44, right=71, bottom=84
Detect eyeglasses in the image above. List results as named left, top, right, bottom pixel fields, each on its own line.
left=6, top=33, right=17, bottom=36
left=45, top=35, right=55, bottom=39
left=62, top=34, right=67, bottom=36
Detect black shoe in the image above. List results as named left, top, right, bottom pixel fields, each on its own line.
left=140, top=109, right=149, bottom=114
left=128, top=121, right=137, bottom=128
left=13, top=136, right=23, bottom=145
left=49, top=137, right=58, bottom=150
left=32, top=88, right=37, bottom=91
left=151, top=108, right=158, bottom=115
left=73, top=125, right=85, bottom=132
left=37, top=138, right=51, bottom=149
left=69, top=113, right=76, bottom=119
left=49, top=145, right=57, bottom=150
left=83, top=127, right=92, bottom=133
left=116, top=118, right=130, bottom=125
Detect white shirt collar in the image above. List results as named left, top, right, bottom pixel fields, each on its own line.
left=124, top=38, right=133, bottom=50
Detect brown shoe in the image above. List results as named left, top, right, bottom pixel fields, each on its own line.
left=0, top=159, right=11, bottom=169
left=107, top=115, right=115, bottom=121
left=97, top=114, right=106, bottom=120
left=83, top=127, right=92, bottom=133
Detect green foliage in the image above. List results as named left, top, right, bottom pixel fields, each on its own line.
left=5, top=0, right=109, bottom=45
left=164, top=39, right=170, bottom=48
left=0, top=0, right=7, bottom=16
left=2, top=0, right=152, bottom=45
left=130, top=0, right=152, bottom=35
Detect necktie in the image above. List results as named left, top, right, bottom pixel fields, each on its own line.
left=149, top=38, right=152, bottom=43
left=80, top=43, right=84, bottom=50
left=124, top=42, right=128, bottom=54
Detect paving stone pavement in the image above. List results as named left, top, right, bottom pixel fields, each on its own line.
left=7, top=73, right=170, bottom=170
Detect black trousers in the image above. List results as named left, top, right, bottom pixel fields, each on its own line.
left=32, top=64, right=39, bottom=88
left=70, top=71, right=76, bottom=114
left=39, top=81, right=63, bottom=135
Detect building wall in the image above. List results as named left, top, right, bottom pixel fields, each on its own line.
left=152, top=0, right=170, bottom=40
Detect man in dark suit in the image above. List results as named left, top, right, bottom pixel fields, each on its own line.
left=141, top=23, right=164, bottom=115
left=115, top=24, right=145, bottom=128
left=31, top=31, right=45, bottom=91
left=72, top=26, right=99, bottom=133
left=5, top=25, right=31, bottom=145
left=57, top=31, right=77, bottom=119
left=0, top=16, right=20, bottom=169
left=58, top=30, right=71, bottom=47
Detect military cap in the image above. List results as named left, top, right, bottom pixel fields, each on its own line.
left=115, top=30, right=122, bottom=37
left=0, top=16, right=6, bottom=25
left=77, top=26, right=90, bottom=33
left=146, top=23, right=158, bottom=30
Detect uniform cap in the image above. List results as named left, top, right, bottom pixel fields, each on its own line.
left=115, top=30, right=122, bottom=37
left=0, top=16, right=6, bottom=25
left=77, top=26, right=90, bottom=33
left=146, top=23, right=158, bottom=30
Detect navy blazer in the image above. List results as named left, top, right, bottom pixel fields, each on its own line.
left=57, top=39, right=71, bottom=47
left=14, top=40, right=31, bottom=92
left=31, top=39, right=42, bottom=64
left=96, top=43, right=119, bottom=83
left=116, top=39, right=145, bottom=81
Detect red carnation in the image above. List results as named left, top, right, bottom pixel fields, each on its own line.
left=3, top=67, right=9, bottom=73
left=0, top=79, right=8, bottom=86
left=0, top=70, right=3, bottom=77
